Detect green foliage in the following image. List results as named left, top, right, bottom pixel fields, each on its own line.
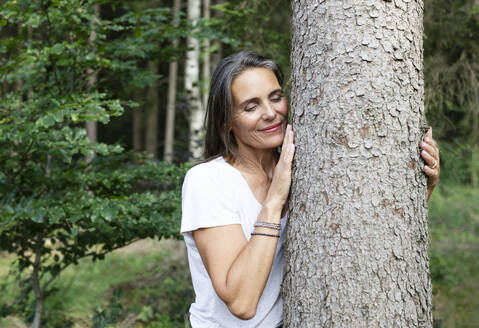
left=0, top=242, right=193, bottom=327
left=210, top=0, right=292, bottom=82
left=428, top=185, right=479, bottom=241
left=429, top=244, right=479, bottom=328
left=428, top=185, right=479, bottom=327
left=92, top=289, right=124, bottom=328
left=0, top=0, right=189, bottom=325
left=424, top=0, right=479, bottom=186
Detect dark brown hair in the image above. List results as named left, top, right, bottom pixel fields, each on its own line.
left=203, top=51, right=284, bottom=161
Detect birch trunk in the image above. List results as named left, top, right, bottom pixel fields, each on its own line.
left=186, top=0, right=203, bottom=160
left=31, top=234, right=43, bottom=328
left=164, top=0, right=182, bottom=163
left=145, top=60, right=159, bottom=159
left=283, top=1, right=432, bottom=327
left=202, top=0, right=211, bottom=110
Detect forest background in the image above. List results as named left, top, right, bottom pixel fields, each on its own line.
left=0, top=0, right=478, bottom=327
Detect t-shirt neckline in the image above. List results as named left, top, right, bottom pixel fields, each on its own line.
left=218, top=156, right=263, bottom=208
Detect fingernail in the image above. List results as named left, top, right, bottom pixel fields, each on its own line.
left=421, top=142, right=426, bottom=148
left=425, top=137, right=430, bottom=142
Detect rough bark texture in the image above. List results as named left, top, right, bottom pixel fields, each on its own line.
left=186, top=0, right=203, bottom=160
left=164, top=0, right=181, bottom=163
left=283, top=1, right=432, bottom=327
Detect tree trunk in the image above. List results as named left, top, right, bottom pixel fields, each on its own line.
left=210, top=0, right=224, bottom=72
left=164, top=0, right=181, bottom=163
left=283, top=1, right=432, bottom=327
left=145, top=60, right=159, bottom=159
left=31, top=234, right=44, bottom=328
left=132, top=87, right=143, bottom=153
left=202, top=0, right=211, bottom=111
left=186, top=0, right=203, bottom=160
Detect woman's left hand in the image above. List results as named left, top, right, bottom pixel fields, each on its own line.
left=420, top=127, right=440, bottom=200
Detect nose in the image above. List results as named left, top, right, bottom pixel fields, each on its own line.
left=262, top=102, right=276, bottom=121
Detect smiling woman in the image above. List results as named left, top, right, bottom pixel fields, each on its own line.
left=230, top=67, right=288, bottom=153
left=179, top=51, right=440, bottom=328
left=180, top=51, right=292, bottom=327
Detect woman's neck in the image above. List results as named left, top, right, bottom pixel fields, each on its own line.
left=230, top=146, right=278, bottom=179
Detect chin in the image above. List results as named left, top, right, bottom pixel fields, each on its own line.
left=260, top=136, right=284, bottom=149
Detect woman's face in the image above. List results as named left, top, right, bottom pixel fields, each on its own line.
left=230, top=67, right=288, bottom=153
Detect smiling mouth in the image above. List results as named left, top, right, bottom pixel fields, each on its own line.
left=260, top=122, right=282, bottom=133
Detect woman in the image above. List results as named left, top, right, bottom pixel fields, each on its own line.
left=180, top=51, right=440, bottom=327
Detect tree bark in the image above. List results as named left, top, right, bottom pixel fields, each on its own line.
left=145, top=60, right=159, bottom=159
left=164, top=0, right=182, bottom=163
left=186, top=0, right=203, bottom=160
left=283, top=1, right=432, bottom=327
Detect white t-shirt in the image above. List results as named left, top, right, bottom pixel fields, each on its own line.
left=181, top=156, right=287, bottom=328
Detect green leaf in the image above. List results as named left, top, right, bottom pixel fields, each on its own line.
left=53, top=110, right=64, bottom=123
left=32, top=208, right=46, bottom=223
left=51, top=43, right=63, bottom=55
left=102, top=205, right=117, bottom=222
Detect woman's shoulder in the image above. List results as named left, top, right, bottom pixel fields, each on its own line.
left=184, top=156, right=236, bottom=186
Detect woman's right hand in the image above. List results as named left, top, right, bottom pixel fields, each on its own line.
left=265, top=124, right=295, bottom=211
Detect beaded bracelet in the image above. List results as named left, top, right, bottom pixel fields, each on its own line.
left=254, top=221, right=281, bottom=231
left=251, top=232, right=280, bottom=238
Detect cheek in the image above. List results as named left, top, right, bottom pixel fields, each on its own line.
left=277, top=100, right=288, bottom=117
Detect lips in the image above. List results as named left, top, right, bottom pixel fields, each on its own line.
left=260, top=122, right=282, bottom=132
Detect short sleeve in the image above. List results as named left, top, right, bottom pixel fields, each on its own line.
left=180, top=163, right=240, bottom=234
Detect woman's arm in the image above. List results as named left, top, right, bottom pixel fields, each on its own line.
left=193, top=202, right=282, bottom=320
left=420, top=128, right=440, bottom=201
left=193, top=125, right=295, bottom=320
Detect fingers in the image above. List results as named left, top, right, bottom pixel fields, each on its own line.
left=280, top=124, right=294, bottom=163
left=421, top=148, right=437, bottom=169
left=286, top=142, right=295, bottom=163
left=423, top=128, right=438, bottom=149
left=424, top=164, right=439, bottom=180
left=287, top=126, right=295, bottom=162
left=420, top=141, right=438, bottom=161
left=426, top=127, right=432, bottom=139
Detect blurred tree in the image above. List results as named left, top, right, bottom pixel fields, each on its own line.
left=210, top=0, right=292, bottom=83
left=164, top=0, right=182, bottom=163
left=202, top=0, right=211, bottom=112
left=424, top=0, right=479, bottom=186
left=145, top=60, right=160, bottom=158
left=186, top=0, right=203, bottom=159
left=0, top=1, right=187, bottom=326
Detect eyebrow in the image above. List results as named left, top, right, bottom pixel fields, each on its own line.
left=238, top=89, right=284, bottom=108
